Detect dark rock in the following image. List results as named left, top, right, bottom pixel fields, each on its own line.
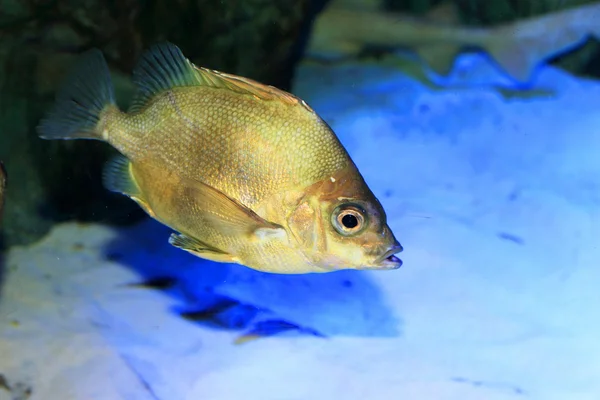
left=0, top=0, right=311, bottom=246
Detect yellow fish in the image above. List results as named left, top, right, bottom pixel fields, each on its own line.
left=38, top=43, right=402, bottom=273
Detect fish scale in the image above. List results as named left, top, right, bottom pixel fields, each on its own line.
left=106, top=87, right=350, bottom=208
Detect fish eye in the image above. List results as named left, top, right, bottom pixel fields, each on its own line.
left=332, top=204, right=367, bottom=236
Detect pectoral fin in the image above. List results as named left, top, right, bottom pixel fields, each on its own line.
left=102, top=154, right=156, bottom=218
left=179, top=174, right=286, bottom=242
left=168, top=233, right=239, bottom=263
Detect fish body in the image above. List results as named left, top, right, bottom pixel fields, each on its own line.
left=306, top=1, right=600, bottom=84
left=38, top=43, right=402, bottom=274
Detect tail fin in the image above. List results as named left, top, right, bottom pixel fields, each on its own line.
left=37, top=48, right=115, bottom=140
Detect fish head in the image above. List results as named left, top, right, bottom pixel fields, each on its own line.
left=320, top=197, right=403, bottom=271
left=287, top=164, right=403, bottom=272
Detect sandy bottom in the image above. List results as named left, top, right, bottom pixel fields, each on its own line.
left=1, top=55, right=599, bottom=400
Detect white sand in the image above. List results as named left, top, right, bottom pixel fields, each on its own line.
left=1, top=55, right=599, bottom=399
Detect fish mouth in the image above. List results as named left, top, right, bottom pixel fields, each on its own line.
left=375, top=244, right=403, bottom=269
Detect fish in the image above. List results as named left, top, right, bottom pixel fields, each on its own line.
left=305, top=0, right=600, bottom=84
left=37, top=42, right=403, bottom=274
left=0, top=161, right=6, bottom=225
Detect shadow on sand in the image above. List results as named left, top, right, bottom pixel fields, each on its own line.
left=102, top=218, right=403, bottom=340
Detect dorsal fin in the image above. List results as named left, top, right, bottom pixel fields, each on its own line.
left=129, top=42, right=310, bottom=112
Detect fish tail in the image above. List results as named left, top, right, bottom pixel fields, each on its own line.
left=37, top=48, right=116, bottom=141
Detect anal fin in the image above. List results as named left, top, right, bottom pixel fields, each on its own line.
left=102, top=154, right=156, bottom=217
left=169, top=233, right=239, bottom=264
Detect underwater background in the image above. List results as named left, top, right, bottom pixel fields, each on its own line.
left=1, top=0, right=600, bottom=398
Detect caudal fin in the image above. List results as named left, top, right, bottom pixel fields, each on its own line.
left=37, top=48, right=115, bottom=140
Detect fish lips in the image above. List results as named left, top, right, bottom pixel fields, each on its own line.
left=374, top=243, right=403, bottom=269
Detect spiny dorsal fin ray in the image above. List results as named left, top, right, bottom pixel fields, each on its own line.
left=129, top=42, right=310, bottom=112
